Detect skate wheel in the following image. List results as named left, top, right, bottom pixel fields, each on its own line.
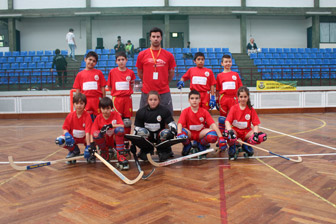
left=72, top=160, right=77, bottom=164
left=234, top=155, right=238, bottom=160
left=244, top=153, right=249, bottom=158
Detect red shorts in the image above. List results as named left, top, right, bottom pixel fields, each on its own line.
left=190, top=130, right=201, bottom=141
left=219, top=95, right=238, bottom=117
left=233, top=127, right=252, bottom=141
left=199, top=91, right=210, bottom=110
left=112, top=96, right=133, bottom=118
left=85, top=96, right=100, bottom=116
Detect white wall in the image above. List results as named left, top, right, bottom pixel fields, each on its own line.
left=169, top=0, right=240, bottom=7
left=17, top=18, right=87, bottom=55
left=91, top=0, right=164, bottom=7
left=0, top=0, right=8, bottom=10
left=246, top=16, right=309, bottom=49
left=189, top=16, right=240, bottom=53
left=247, top=0, right=314, bottom=7
left=92, top=16, right=142, bottom=50
left=320, top=43, right=336, bottom=49
left=320, top=0, right=336, bottom=7
left=14, top=0, right=85, bottom=9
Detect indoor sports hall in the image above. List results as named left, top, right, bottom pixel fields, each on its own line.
left=1, top=0, right=336, bottom=223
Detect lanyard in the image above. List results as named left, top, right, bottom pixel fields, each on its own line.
left=150, top=47, right=161, bottom=71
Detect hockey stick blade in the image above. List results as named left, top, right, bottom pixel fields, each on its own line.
left=8, top=155, right=85, bottom=171
left=94, top=152, right=143, bottom=185
left=132, top=150, right=155, bottom=180
left=147, top=148, right=214, bottom=167
left=237, top=140, right=302, bottom=163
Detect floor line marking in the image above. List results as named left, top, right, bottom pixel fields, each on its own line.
left=2, top=152, right=336, bottom=164
left=260, top=126, right=336, bottom=151
left=0, top=125, right=62, bottom=128
left=257, top=158, right=336, bottom=209
left=219, top=164, right=230, bottom=224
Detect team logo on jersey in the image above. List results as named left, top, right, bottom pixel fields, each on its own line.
left=95, top=75, right=99, bottom=81
left=232, top=75, right=237, bottom=80
left=157, top=115, right=162, bottom=122
left=204, top=71, right=209, bottom=77
left=245, top=114, right=251, bottom=120
left=126, top=76, right=131, bottom=81
left=83, top=123, right=85, bottom=128
left=199, top=117, right=204, bottom=122
left=112, top=120, right=117, bottom=125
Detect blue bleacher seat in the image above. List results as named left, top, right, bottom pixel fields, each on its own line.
left=11, top=63, right=19, bottom=69
left=297, top=48, right=305, bottom=53
left=222, top=48, right=229, bottom=53
left=198, top=48, right=206, bottom=53
left=280, top=53, right=287, bottom=58
left=45, top=62, right=52, bottom=68
left=108, top=55, right=115, bottom=61
left=305, top=48, right=311, bottom=53
left=0, top=57, right=7, bottom=63
left=325, top=48, right=332, bottom=53
left=166, top=48, right=174, bottom=53
left=254, top=59, right=262, bottom=65
left=21, top=57, right=29, bottom=63
left=20, top=63, right=28, bottom=69
left=175, top=54, right=183, bottom=60
left=283, top=48, right=290, bottom=53
left=37, top=50, right=43, bottom=56
left=214, top=48, right=221, bottom=53
left=269, top=48, right=276, bottom=53
left=308, top=59, right=315, bottom=65
left=290, top=48, right=297, bottom=53
left=185, top=60, right=193, bottom=66
left=258, top=53, right=265, bottom=58
left=61, top=50, right=68, bottom=56
left=16, top=57, right=23, bottom=63
left=311, top=48, right=318, bottom=53
left=95, top=49, right=102, bottom=54
left=295, top=53, right=303, bottom=59
left=276, top=48, right=283, bottom=53
left=0, top=52, right=3, bottom=57
left=261, top=48, right=268, bottom=53
left=102, top=49, right=110, bottom=54
left=3, top=63, right=10, bottom=69
left=106, top=60, right=115, bottom=67
left=316, top=53, right=323, bottom=58
left=206, top=48, right=214, bottom=53
left=323, top=59, right=330, bottom=64
left=204, top=59, right=210, bottom=66
left=190, top=48, right=197, bottom=54
left=12, top=51, right=19, bottom=56
left=324, top=53, right=331, bottom=58
left=28, top=63, right=36, bottom=69
left=100, top=55, right=108, bottom=61
left=299, top=59, right=307, bottom=65
left=41, top=56, right=49, bottom=62
left=285, top=59, right=292, bottom=65
left=287, top=53, right=294, bottom=59
left=176, top=60, right=184, bottom=66
left=262, top=59, right=269, bottom=65
left=98, top=61, right=107, bottom=67
left=19, top=51, right=27, bottom=56
left=264, top=53, right=272, bottom=58
left=302, top=53, right=309, bottom=59
left=174, top=48, right=182, bottom=53
left=36, top=62, right=45, bottom=68
left=270, top=59, right=277, bottom=64
left=319, top=49, right=326, bottom=53
left=273, top=53, right=280, bottom=59
left=277, top=59, right=285, bottom=65
left=182, top=48, right=190, bottom=53
left=250, top=53, right=257, bottom=59
left=4, top=52, right=11, bottom=56
left=42, top=69, right=51, bottom=76
left=292, top=59, right=299, bottom=64
left=33, top=56, right=40, bottom=62
left=330, top=59, right=336, bottom=64
left=45, top=50, right=53, bottom=55
left=126, top=61, right=133, bottom=66
left=28, top=51, right=36, bottom=56
left=316, top=59, right=323, bottom=65
left=210, top=59, right=219, bottom=65
left=110, top=49, right=115, bottom=54
left=216, top=53, right=223, bottom=59
left=310, top=53, right=317, bottom=58
left=208, top=53, right=215, bottom=59
left=8, top=57, right=15, bottom=63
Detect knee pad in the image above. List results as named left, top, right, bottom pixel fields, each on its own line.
left=258, top=132, right=267, bottom=143
left=134, top=127, right=150, bottom=138
left=168, top=121, right=177, bottom=135
left=114, top=127, right=125, bottom=136
left=159, top=129, right=174, bottom=141
left=181, top=128, right=189, bottom=136
left=201, top=130, right=218, bottom=145
left=122, top=118, right=132, bottom=128
left=218, top=116, right=226, bottom=125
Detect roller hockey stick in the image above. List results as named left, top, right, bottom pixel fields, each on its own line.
left=130, top=145, right=155, bottom=180
left=8, top=155, right=84, bottom=171
left=146, top=148, right=215, bottom=167
left=237, top=140, right=302, bottom=163
left=94, top=152, right=144, bottom=185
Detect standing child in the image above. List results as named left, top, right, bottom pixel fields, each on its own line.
left=73, top=51, right=106, bottom=121
left=225, top=86, right=267, bottom=159
left=177, top=90, right=226, bottom=156
left=55, top=93, right=92, bottom=163
left=216, top=54, right=243, bottom=134
left=51, top=49, right=67, bottom=87
left=91, top=97, right=128, bottom=169
left=177, top=52, right=217, bottom=110
left=134, top=91, right=177, bottom=162
left=107, top=52, right=136, bottom=149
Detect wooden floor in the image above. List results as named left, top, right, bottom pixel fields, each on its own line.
left=1, top=113, right=336, bottom=224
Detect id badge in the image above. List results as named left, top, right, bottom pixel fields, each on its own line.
left=153, top=72, right=158, bottom=80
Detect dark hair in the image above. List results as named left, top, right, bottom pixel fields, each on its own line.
left=237, top=86, right=253, bottom=109
left=55, top=49, right=60, bottom=55
left=69, top=28, right=74, bottom=32
left=194, top=52, right=205, bottom=61
left=188, top=89, right=200, bottom=99
left=147, top=90, right=160, bottom=101
left=99, top=97, right=113, bottom=109
left=221, top=54, right=231, bottom=62
left=86, top=51, right=99, bottom=62
left=115, top=51, right=127, bottom=60
left=149, top=27, right=163, bottom=37
left=73, top=92, right=87, bottom=105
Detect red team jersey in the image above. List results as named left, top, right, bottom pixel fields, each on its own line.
left=216, top=71, right=243, bottom=97
left=182, top=67, right=216, bottom=92
left=62, top=111, right=92, bottom=142
left=91, top=111, right=124, bottom=135
left=73, top=69, right=107, bottom=97
left=136, top=48, right=176, bottom=94
left=178, top=107, right=215, bottom=140
left=107, top=68, right=136, bottom=97
left=226, top=104, right=260, bottom=132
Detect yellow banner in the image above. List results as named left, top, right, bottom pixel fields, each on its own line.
left=256, top=80, right=297, bottom=91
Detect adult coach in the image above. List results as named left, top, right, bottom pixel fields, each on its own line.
left=136, top=27, right=176, bottom=115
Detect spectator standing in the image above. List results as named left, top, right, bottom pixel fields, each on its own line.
left=66, top=28, right=77, bottom=61
left=114, top=39, right=126, bottom=53
left=51, top=49, right=67, bottom=87
left=125, top=40, right=134, bottom=58
left=136, top=27, right=176, bottom=115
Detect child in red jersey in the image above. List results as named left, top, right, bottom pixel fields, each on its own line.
left=216, top=54, right=243, bottom=134
left=90, top=97, right=129, bottom=169
left=177, top=90, right=226, bottom=156
left=73, top=51, right=107, bottom=121
left=55, top=93, right=92, bottom=163
left=225, top=86, right=267, bottom=159
left=177, top=52, right=216, bottom=110
left=107, top=52, right=136, bottom=149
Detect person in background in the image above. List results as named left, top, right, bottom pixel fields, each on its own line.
left=66, top=28, right=77, bottom=61
left=125, top=40, right=134, bottom=58
left=51, top=49, right=67, bottom=87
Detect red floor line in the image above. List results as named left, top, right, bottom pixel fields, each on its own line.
left=219, top=164, right=230, bottom=224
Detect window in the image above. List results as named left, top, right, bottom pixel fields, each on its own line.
left=320, top=23, right=336, bottom=43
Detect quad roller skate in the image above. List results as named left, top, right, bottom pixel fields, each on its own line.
left=242, top=144, right=254, bottom=158
left=116, top=151, right=129, bottom=170
left=66, top=145, right=80, bottom=164
left=108, top=147, right=117, bottom=161
left=228, top=144, right=240, bottom=160
left=182, top=143, right=192, bottom=156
